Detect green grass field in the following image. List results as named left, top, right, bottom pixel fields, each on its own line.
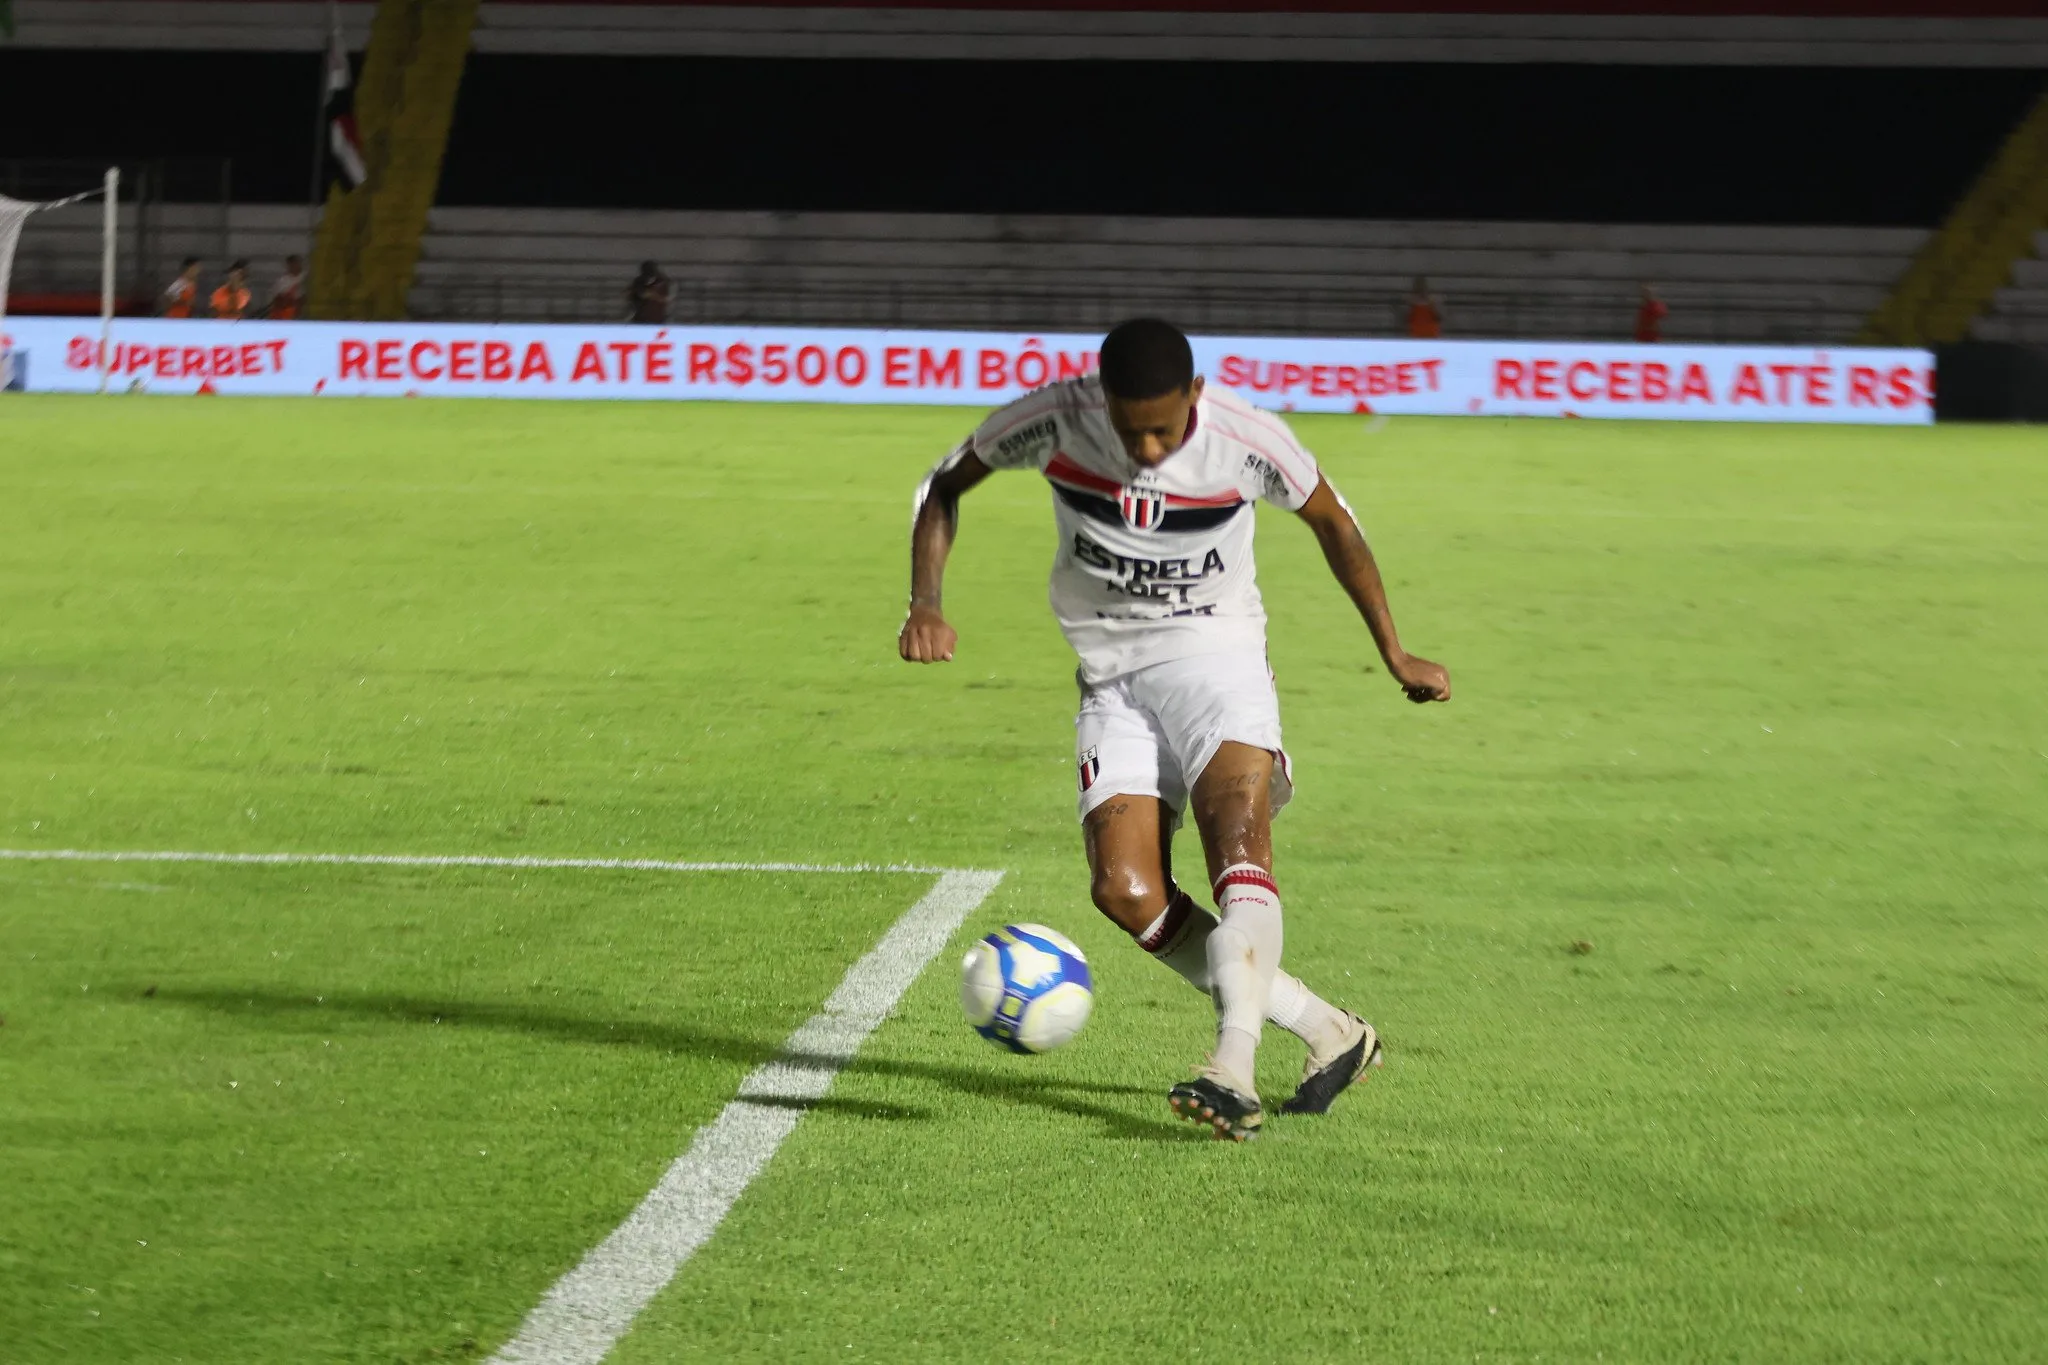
left=2, top=394, right=2044, bottom=1363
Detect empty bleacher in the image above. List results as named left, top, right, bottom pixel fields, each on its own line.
left=1973, top=230, right=2048, bottom=345
left=408, top=209, right=1926, bottom=344
left=7, top=199, right=1931, bottom=344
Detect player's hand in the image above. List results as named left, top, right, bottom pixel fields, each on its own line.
left=1388, top=651, right=1450, bottom=703
left=899, top=604, right=957, bottom=663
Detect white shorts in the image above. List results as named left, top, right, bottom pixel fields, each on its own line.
left=1075, top=653, right=1294, bottom=825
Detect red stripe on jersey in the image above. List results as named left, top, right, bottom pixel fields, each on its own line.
left=1044, top=453, right=1123, bottom=496
left=1049, top=454, right=1244, bottom=510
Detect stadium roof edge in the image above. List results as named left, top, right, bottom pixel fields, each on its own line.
left=9, top=1, right=2047, bottom=63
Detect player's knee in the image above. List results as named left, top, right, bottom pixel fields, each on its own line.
left=1089, top=868, right=1161, bottom=934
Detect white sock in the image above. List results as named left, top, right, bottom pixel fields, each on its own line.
left=1135, top=888, right=1345, bottom=1051
left=1205, top=863, right=1284, bottom=1092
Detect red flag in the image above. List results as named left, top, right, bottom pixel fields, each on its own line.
left=325, top=6, right=366, bottom=189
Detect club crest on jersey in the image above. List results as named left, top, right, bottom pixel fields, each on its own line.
left=1118, top=483, right=1166, bottom=532
left=1078, top=747, right=1101, bottom=793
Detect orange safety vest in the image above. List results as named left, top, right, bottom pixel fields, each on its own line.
left=164, top=279, right=197, bottom=318
left=211, top=284, right=251, bottom=320
left=1407, top=301, right=1442, bottom=340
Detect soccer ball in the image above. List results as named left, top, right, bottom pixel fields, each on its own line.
left=959, top=923, right=1094, bottom=1054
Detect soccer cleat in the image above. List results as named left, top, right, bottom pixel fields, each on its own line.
left=1279, top=1013, right=1381, bottom=1116
left=1168, top=1074, right=1264, bottom=1142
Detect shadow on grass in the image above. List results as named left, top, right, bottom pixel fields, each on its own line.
left=143, top=986, right=1198, bottom=1143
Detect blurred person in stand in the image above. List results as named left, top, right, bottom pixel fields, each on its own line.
left=210, top=260, right=252, bottom=320
left=1405, top=276, right=1443, bottom=339
left=159, top=258, right=202, bottom=317
left=627, top=260, right=672, bottom=323
left=266, top=255, right=306, bottom=319
left=1635, top=283, right=1668, bottom=343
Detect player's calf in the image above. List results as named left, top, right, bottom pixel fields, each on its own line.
left=1134, top=884, right=1356, bottom=1058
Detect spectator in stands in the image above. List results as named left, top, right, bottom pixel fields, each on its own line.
left=159, top=258, right=202, bottom=318
left=1635, top=282, right=1668, bottom=343
left=627, top=260, right=672, bottom=323
left=266, top=255, right=306, bottom=320
left=1405, top=276, right=1443, bottom=339
left=210, top=260, right=252, bottom=320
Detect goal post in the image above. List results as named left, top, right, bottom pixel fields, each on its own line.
left=0, top=166, right=119, bottom=393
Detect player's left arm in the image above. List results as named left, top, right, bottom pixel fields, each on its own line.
left=1294, top=479, right=1451, bottom=703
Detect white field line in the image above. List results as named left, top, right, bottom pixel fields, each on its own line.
left=0, top=848, right=950, bottom=875
left=489, top=867, right=1004, bottom=1365
left=5, top=846, right=1000, bottom=1362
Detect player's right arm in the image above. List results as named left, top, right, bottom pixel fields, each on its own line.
left=899, top=444, right=994, bottom=663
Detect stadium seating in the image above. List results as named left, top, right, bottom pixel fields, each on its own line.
left=6, top=200, right=1936, bottom=345
left=1972, top=230, right=2048, bottom=345
left=406, top=208, right=1925, bottom=343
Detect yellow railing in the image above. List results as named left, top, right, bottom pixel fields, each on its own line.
left=1860, top=89, right=2048, bottom=346
left=310, top=0, right=478, bottom=320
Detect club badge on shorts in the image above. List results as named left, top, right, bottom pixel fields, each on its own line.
left=1078, top=746, right=1101, bottom=792
left=1118, top=483, right=1165, bottom=532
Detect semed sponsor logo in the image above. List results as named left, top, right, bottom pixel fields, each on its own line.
left=996, top=417, right=1058, bottom=461
left=1242, top=453, right=1288, bottom=501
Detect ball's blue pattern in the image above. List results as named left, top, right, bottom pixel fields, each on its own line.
left=973, top=926, right=1093, bottom=1054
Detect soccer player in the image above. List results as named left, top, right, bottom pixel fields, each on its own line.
left=899, top=318, right=1450, bottom=1140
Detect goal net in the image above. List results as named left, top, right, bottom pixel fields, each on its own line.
left=1, top=172, right=117, bottom=392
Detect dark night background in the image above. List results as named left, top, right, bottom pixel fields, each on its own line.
left=3, top=49, right=2041, bottom=223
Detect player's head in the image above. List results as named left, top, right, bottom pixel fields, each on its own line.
left=180, top=256, right=200, bottom=277
left=1099, top=318, right=1202, bottom=468
left=286, top=254, right=303, bottom=271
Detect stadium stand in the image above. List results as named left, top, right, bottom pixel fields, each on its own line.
left=1975, top=231, right=2048, bottom=344
left=1, top=202, right=1931, bottom=342
left=404, top=209, right=1925, bottom=343
left=2, top=2, right=2031, bottom=343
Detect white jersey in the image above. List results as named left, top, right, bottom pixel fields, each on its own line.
left=968, top=376, right=1322, bottom=683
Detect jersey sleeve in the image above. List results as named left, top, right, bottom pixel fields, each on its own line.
left=1233, top=414, right=1322, bottom=512
left=968, top=391, right=1065, bottom=472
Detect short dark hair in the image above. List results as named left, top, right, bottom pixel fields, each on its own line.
left=229, top=258, right=249, bottom=272
left=1099, top=318, right=1193, bottom=400
left=181, top=256, right=200, bottom=269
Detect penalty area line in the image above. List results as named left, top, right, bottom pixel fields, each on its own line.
left=486, top=866, right=1005, bottom=1365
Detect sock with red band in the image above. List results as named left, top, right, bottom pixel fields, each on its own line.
left=1205, top=863, right=1285, bottom=1093
left=1134, top=885, right=1348, bottom=1057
